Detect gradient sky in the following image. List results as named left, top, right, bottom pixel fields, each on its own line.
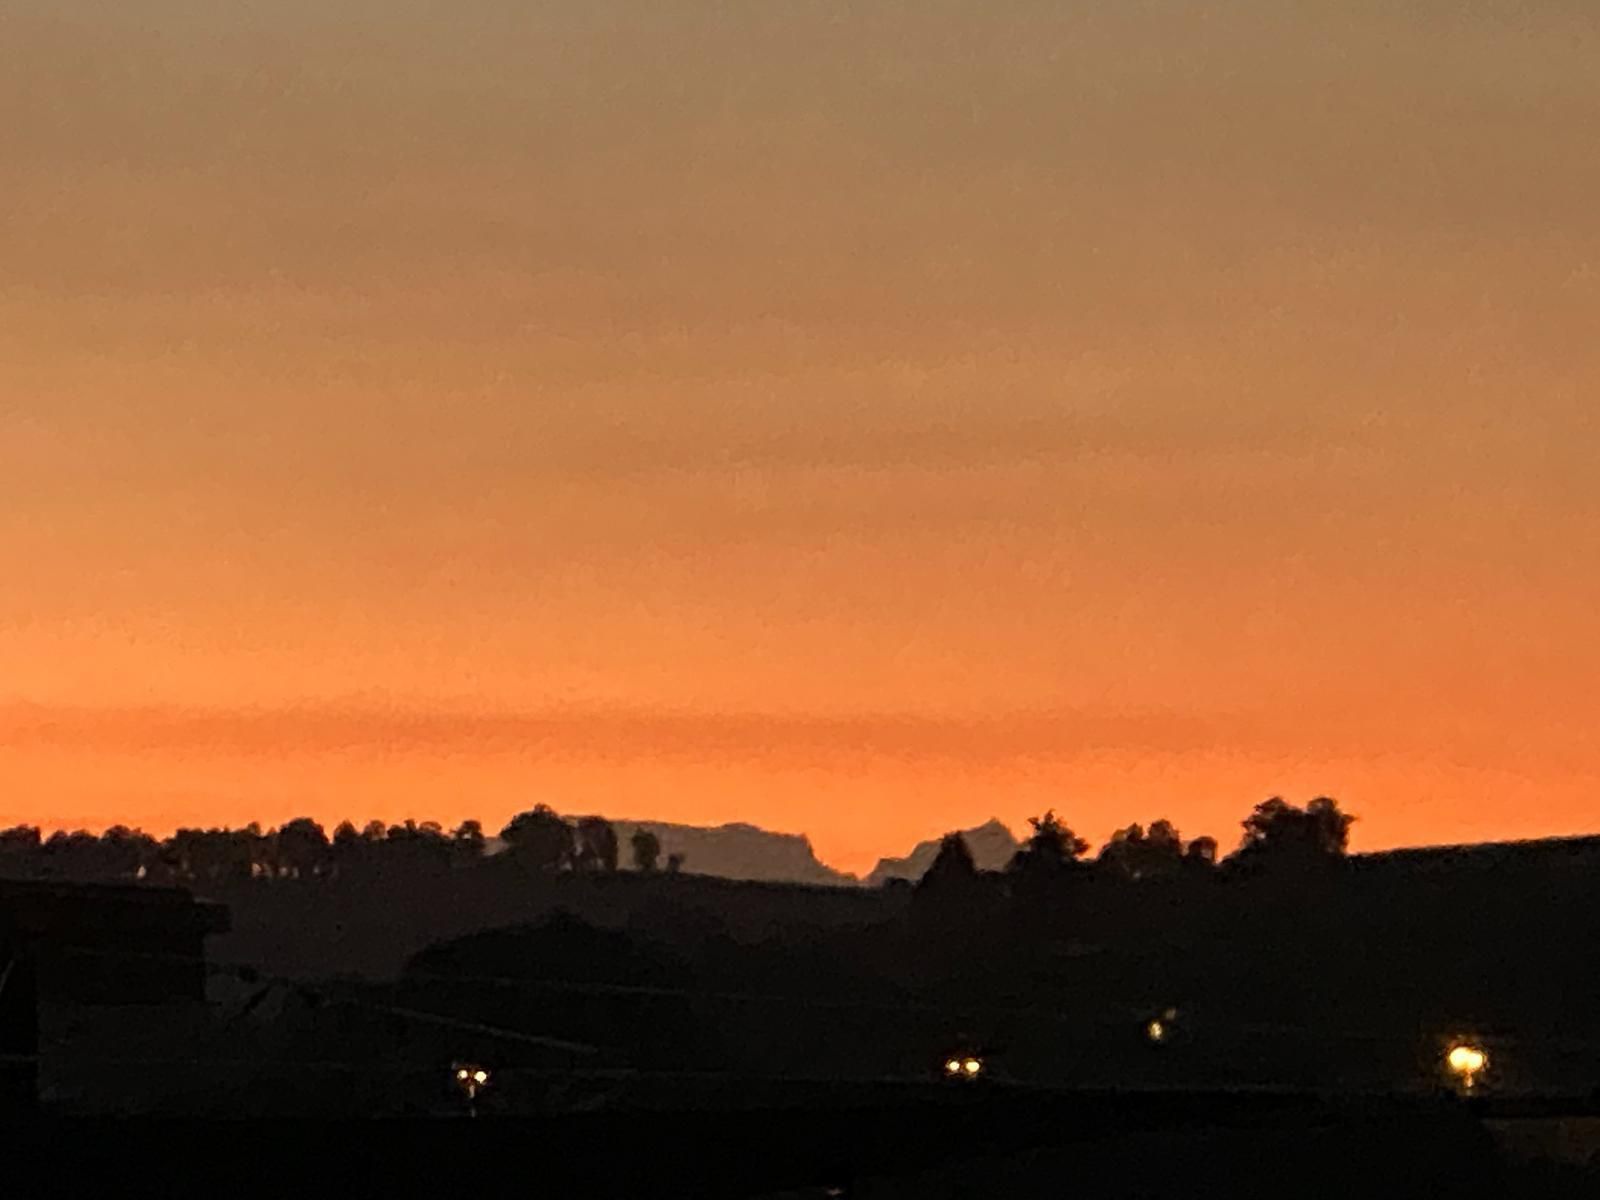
left=3, top=1, right=1598, bottom=873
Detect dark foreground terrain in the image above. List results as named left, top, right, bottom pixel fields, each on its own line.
left=9, top=1089, right=1599, bottom=1199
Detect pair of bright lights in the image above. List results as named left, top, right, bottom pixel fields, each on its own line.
left=945, top=1057, right=984, bottom=1077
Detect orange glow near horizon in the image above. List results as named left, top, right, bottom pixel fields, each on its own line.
left=3, top=4, right=1598, bottom=876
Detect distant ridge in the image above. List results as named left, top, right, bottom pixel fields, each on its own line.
left=864, top=818, right=1020, bottom=887
left=608, top=819, right=858, bottom=887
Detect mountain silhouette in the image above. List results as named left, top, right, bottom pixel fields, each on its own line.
left=865, top=818, right=1020, bottom=887
left=605, top=819, right=857, bottom=887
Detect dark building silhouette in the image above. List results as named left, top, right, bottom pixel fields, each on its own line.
left=0, top=880, right=229, bottom=1115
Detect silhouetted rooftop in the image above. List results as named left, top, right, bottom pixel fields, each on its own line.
left=0, top=877, right=230, bottom=937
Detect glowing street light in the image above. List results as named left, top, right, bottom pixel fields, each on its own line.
left=1445, top=1043, right=1488, bottom=1092
left=1146, top=1007, right=1179, bottom=1045
left=453, top=1063, right=492, bottom=1115
left=943, top=1054, right=985, bottom=1081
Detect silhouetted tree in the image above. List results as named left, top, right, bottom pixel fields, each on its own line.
left=1100, top=823, right=1142, bottom=873
left=165, top=826, right=252, bottom=883
left=275, top=818, right=329, bottom=878
left=235, top=823, right=268, bottom=877
left=0, top=826, right=41, bottom=879
left=1184, top=835, right=1219, bottom=869
left=1006, top=813, right=1090, bottom=912
left=631, top=828, right=663, bottom=872
left=500, top=805, right=575, bottom=871
left=1235, top=796, right=1355, bottom=866
left=41, top=830, right=98, bottom=879
left=1099, top=820, right=1186, bottom=881
left=451, top=820, right=486, bottom=866
left=1009, top=811, right=1089, bottom=874
left=1306, top=796, right=1354, bottom=850
left=383, top=819, right=452, bottom=870
left=35, top=827, right=153, bottom=881
left=320, top=820, right=360, bottom=877
left=574, top=817, right=620, bottom=872
left=914, top=834, right=993, bottom=922
left=162, top=828, right=198, bottom=881
left=0, top=825, right=41, bottom=849
left=1146, top=818, right=1183, bottom=856
left=100, top=826, right=159, bottom=879
left=920, top=832, right=979, bottom=890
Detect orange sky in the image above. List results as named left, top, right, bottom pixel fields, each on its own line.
left=3, top=2, right=1598, bottom=874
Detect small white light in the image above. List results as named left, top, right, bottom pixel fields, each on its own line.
left=1146, top=1020, right=1166, bottom=1043
left=945, top=1058, right=963, bottom=1075
left=963, top=1058, right=983, bottom=1076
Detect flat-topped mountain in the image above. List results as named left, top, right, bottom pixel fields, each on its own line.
left=609, top=819, right=857, bottom=887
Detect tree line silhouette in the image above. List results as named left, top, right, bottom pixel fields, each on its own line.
left=0, top=797, right=1350, bottom=888
left=0, top=804, right=686, bottom=885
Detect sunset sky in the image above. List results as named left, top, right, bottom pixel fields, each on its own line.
left=3, top=2, right=1597, bottom=873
